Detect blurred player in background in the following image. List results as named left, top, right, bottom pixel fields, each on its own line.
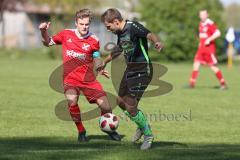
left=100, top=8, right=163, bottom=150
left=39, top=9, right=121, bottom=142
left=189, top=10, right=227, bottom=89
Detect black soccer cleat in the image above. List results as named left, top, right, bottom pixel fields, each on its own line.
left=78, top=131, right=89, bottom=143
left=104, top=131, right=121, bottom=141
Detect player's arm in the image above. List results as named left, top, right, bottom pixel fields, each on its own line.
left=93, top=51, right=110, bottom=79
left=104, top=47, right=122, bottom=64
left=205, top=29, right=221, bottom=45
left=96, top=51, right=119, bottom=72
left=98, top=44, right=122, bottom=71
left=205, top=22, right=221, bottom=45
left=147, top=33, right=163, bottom=52
left=39, top=22, right=51, bottom=47
left=131, top=21, right=163, bottom=52
left=102, top=54, right=113, bottom=68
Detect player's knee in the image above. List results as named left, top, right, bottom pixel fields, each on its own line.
left=96, top=97, right=112, bottom=112
left=123, top=96, right=137, bottom=108
left=117, top=97, right=126, bottom=109
left=65, top=89, right=79, bottom=106
left=210, top=65, right=219, bottom=73
left=96, top=97, right=104, bottom=106
left=66, top=96, right=78, bottom=106
left=117, top=98, right=125, bottom=107
left=193, top=65, right=200, bottom=70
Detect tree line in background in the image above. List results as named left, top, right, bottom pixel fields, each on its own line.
left=1, top=0, right=240, bottom=61
left=224, top=3, right=240, bottom=29
left=32, top=0, right=100, bottom=31
left=139, top=0, right=226, bottom=61
left=38, top=0, right=228, bottom=61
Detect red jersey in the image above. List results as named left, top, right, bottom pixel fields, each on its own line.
left=195, top=19, right=219, bottom=65
left=49, top=29, right=99, bottom=84
left=198, top=18, right=218, bottom=49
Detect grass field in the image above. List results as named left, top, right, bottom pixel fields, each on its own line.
left=0, top=52, right=240, bottom=160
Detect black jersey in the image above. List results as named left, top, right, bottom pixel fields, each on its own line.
left=116, top=20, right=151, bottom=64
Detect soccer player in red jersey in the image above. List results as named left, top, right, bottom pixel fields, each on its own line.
left=189, top=10, right=227, bottom=89
left=39, top=9, right=121, bottom=142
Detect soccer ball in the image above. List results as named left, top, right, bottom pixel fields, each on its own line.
left=99, top=113, right=119, bottom=132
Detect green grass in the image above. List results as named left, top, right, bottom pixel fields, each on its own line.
left=0, top=53, right=240, bottom=160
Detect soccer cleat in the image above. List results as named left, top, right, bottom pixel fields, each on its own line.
left=188, top=80, right=196, bottom=88
left=140, top=135, right=154, bottom=150
left=132, top=128, right=143, bottom=143
left=104, top=131, right=121, bottom=141
left=189, top=83, right=195, bottom=88
left=183, top=84, right=195, bottom=89
left=78, top=131, right=89, bottom=143
left=220, top=84, right=228, bottom=90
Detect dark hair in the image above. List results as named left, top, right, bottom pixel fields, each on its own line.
left=101, top=8, right=123, bottom=23
left=75, top=9, right=92, bottom=22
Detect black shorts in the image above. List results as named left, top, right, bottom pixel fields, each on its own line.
left=118, top=63, right=153, bottom=101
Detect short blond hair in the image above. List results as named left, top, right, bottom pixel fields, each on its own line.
left=75, top=9, right=93, bottom=22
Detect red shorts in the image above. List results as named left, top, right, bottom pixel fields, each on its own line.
left=63, top=80, right=106, bottom=104
left=194, top=47, right=217, bottom=66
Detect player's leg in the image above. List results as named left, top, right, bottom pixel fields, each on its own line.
left=207, top=52, right=227, bottom=89
left=189, top=61, right=201, bottom=88
left=210, top=65, right=227, bottom=89
left=120, top=95, right=153, bottom=150
left=81, top=82, right=111, bottom=115
left=119, top=96, right=146, bottom=136
left=117, top=69, right=151, bottom=135
left=96, top=96, right=121, bottom=141
left=189, top=49, right=203, bottom=88
left=82, top=81, right=121, bottom=141
left=116, top=96, right=126, bottom=110
left=96, top=96, right=111, bottom=115
left=118, top=66, right=154, bottom=149
left=64, top=87, right=88, bottom=142
left=121, top=96, right=151, bottom=137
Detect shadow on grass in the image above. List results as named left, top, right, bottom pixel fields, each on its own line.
left=88, top=134, right=126, bottom=141
left=182, top=85, right=228, bottom=90
left=0, top=137, right=239, bottom=160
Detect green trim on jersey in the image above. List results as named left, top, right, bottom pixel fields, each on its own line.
left=140, top=38, right=149, bottom=63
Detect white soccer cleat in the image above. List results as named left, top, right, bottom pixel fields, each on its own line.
left=132, top=128, right=144, bottom=143
left=140, top=135, right=154, bottom=150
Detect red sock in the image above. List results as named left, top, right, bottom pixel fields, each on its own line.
left=69, top=104, right=85, bottom=133
left=215, top=71, right=225, bottom=86
left=189, top=70, right=199, bottom=87
left=101, top=111, right=105, bottom=116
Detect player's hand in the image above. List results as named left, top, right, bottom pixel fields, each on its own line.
left=155, top=42, right=163, bottom=52
left=204, top=38, right=211, bottom=46
left=39, top=22, right=51, bottom=31
left=98, top=70, right=110, bottom=79
left=96, top=62, right=109, bottom=78
left=96, top=61, right=107, bottom=72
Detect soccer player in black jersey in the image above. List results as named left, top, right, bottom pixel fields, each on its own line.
left=100, top=8, right=163, bottom=150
